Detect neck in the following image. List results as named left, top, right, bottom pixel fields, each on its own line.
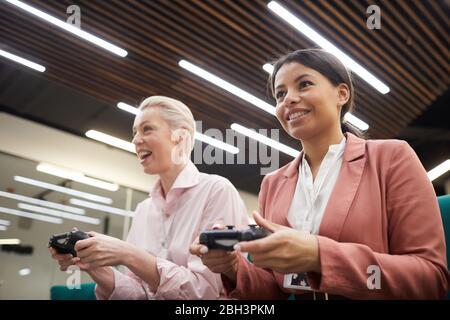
left=301, top=129, right=344, bottom=169
left=159, top=162, right=187, bottom=198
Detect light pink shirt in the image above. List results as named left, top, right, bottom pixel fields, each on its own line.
left=95, top=161, right=250, bottom=300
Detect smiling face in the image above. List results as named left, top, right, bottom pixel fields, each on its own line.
left=273, top=62, right=349, bottom=141
left=132, top=107, right=178, bottom=175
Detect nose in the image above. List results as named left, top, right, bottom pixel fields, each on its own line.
left=132, top=133, right=143, bottom=146
left=284, top=90, right=300, bottom=106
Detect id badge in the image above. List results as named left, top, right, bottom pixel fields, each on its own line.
left=283, top=272, right=312, bottom=291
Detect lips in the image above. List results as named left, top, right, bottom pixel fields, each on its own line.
left=137, top=150, right=152, bottom=162
left=286, top=109, right=311, bottom=122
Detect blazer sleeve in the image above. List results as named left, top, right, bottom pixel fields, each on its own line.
left=308, top=141, right=450, bottom=299
left=223, top=175, right=289, bottom=300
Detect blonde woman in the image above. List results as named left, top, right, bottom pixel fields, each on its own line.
left=50, top=96, right=249, bottom=299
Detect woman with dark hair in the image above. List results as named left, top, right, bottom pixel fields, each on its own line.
left=192, top=48, right=449, bottom=299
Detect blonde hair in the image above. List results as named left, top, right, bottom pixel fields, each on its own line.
left=138, top=96, right=196, bottom=155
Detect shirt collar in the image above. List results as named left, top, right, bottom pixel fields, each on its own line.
left=150, top=160, right=200, bottom=198
left=285, top=133, right=358, bottom=178
left=300, top=136, right=346, bottom=166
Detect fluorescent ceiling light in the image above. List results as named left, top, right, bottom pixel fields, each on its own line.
left=267, top=1, right=389, bottom=94
left=117, top=102, right=139, bottom=115
left=0, top=238, right=21, bottom=245
left=0, top=190, right=85, bottom=215
left=0, top=225, right=7, bottom=231
left=18, top=268, right=31, bottom=276
left=69, top=198, right=134, bottom=217
left=194, top=132, right=239, bottom=154
left=179, top=60, right=276, bottom=116
left=0, top=206, right=62, bottom=224
left=428, top=159, right=450, bottom=182
left=37, top=163, right=119, bottom=192
left=14, top=176, right=112, bottom=204
left=231, top=123, right=300, bottom=158
left=0, top=219, right=11, bottom=226
left=117, top=102, right=239, bottom=154
left=86, top=130, right=135, bottom=153
left=0, top=48, right=45, bottom=72
left=18, top=203, right=101, bottom=225
left=343, top=113, right=369, bottom=131
left=262, top=63, right=274, bottom=74
left=4, top=0, right=127, bottom=57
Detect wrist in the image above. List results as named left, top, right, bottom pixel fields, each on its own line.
left=309, top=235, right=321, bottom=273
left=121, top=243, right=138, bottom=267
left=222, top=257, right=238, bottom=283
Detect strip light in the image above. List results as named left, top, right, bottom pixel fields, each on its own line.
left=0, top=225, right=7, bottom=231
left=231, top=123, right=300, bottom=158
left=4, top=0, right=127, bottom=57
left=70, top=198, right=134, bottom=217
left=18, top=268, right=31, bottom=276
left=0, top=49, right=45, bottom=72
left=85, top=130, right=135, bottom=153
left=117, top=102, right=139, bottom=115
left=37, top=163, right=119, bottom=192
left=343, top=113, right=369, bottom=131
left=0, top=206, right=62, bottom=224
left=117, top=102, right=239, bottom=154
left=267, top=1, right=389, bottom=94
left=0, top=219, right=11, bottom=226
left=0, top=190, right=85, bottom=215
left=262, top=63, right=274, bottom=74
left=194, top=132, right=239, bottom=154
left=428, top=159, right=450, bottom=182
left=14, top=176, right=113, bottom=204
left=18, top=203, right=101, bottom=225
left=0, top=238, right=21, bottom=245
left=178, top=60, right=276, bottom=116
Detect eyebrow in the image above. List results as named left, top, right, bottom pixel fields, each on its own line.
left=275, top=73, right=314, bottom=91
left=132, top=120, right=150, bottom=134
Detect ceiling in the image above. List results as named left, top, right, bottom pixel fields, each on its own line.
left=0, top=0, right=449, bottom=195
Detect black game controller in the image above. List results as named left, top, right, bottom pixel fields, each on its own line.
left=49, top=230, right=90, bottom=256
left=199, top=224, right=270, bottom=251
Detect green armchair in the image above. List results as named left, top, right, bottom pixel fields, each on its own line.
left=437, top=194, right=450, bottom=299
left=50, top=282, right=96, bottom=300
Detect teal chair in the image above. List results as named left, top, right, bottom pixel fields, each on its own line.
left=437, top=194, right=450, bottom=299
left=50, top=282, right=96, bottom=300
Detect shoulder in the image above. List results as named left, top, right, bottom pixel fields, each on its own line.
left=365, top=138, right=409, bottom=151
left=364, top=138, right=414, bottom=160
left=197, top=171, right=237, bottom=193
left=132, top=197, right=152, bottom=219
left=262, top=158, right=296, bottom=182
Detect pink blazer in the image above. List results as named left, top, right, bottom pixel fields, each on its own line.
left=225, top=133, right=449, bottom=299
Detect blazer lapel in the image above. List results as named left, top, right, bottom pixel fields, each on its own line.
left=318, top=133, right=367, bottom=240
left=270, top=153, right=303, bottom=228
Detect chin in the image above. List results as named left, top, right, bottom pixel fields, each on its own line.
left=288, top=126, right=319, bottom=141
left=143, top=166, right=158, bottom=175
